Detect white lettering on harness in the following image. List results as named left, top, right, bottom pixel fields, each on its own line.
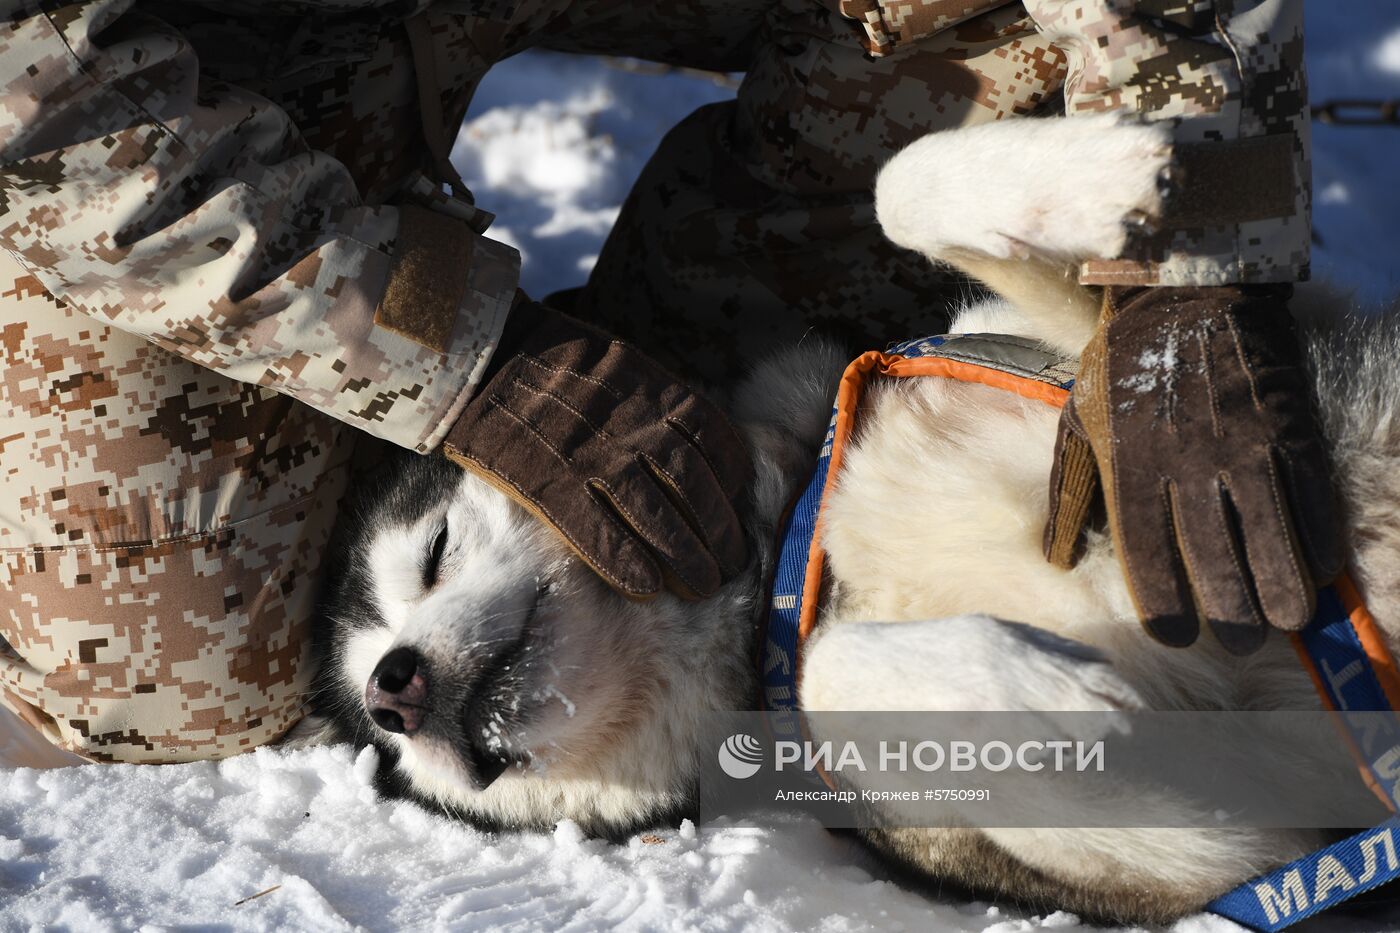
left=1357, top=828, right=1398, bottom=884
left=1321, top=658, right=1365, bottom=707
left=1313, top=854, right=1357, bottom=903
left=763, top=638, right=791, bottom=677
left=1253, top=869, right=1310, bottom=925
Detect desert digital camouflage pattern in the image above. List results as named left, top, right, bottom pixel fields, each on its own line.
left=0, top=255, right=354, bottom=761
left=0, top=0, right=1310, bottom=761
left=577, top=0, right=1311, bottom=382
left=1027, top=0, right=1312, bottom=287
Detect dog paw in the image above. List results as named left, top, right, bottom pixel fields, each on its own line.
left=875, top=114, right=1172, bottom=265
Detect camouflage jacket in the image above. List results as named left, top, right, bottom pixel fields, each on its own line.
left=0, top=1, right=1309, bottom=457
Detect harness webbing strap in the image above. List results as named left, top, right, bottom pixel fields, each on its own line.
left=1209, top=579, right=1400, bottom=931
left=1208, top=818, right=1400, bottom=932
left=1294, top=579, right=1400, bottom=811
left=761, top=407, right=834, bottom=718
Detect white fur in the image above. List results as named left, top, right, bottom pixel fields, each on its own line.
left=875, top=113, right=1171, bottom=267
left=800, top=616, right=1145, bottom=717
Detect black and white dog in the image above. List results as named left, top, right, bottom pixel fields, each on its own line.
left=309, top=117, right=1400, bottom=923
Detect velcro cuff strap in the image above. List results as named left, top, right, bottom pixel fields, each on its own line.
left=375, top=204, right=476, bottom=353
left=1166, top=134, right=1298, bottom=229
left=832, top=0, right=998, bottom=56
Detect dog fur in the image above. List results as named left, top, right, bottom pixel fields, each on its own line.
left=309, top=115, right=1400, bottom=924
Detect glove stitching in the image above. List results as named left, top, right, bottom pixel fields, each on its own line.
left=1143, top=477, right=1197, bottom=646
left=481, top=394, right=575, bottom=468
left=1162, top=325, right=1183, bottom=436
left=1104, top=432, right=1144, bottom=617
left=1221, top=465, right=1295, bottom=629
left=1206, top=473, right=1268, bottom=631
left=665, top=416, right=743, bottom=498
left=1168, top=478, right=1216, bottom=624
left=448, top=447, right=641, bottom=596
left=1257, top=451, right=1312, bottom=626
left=588, top=477, right=708, bottom=596
left=507, top=374, right=744, bottom=584
left=1095, top=361, right=1128, bottom=577
left=518, top=352, right=626, bottom=401
left=637, top=449, right=724, bottom=561
left=1198, top=325, right=1225, bottom=439
left=1222, top=312, right=1268, bottom=414
left=511, top=373, right=615, bottom=442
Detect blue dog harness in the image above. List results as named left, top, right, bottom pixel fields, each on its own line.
left=1207, top=581, right=1400, bottom=930
left=760, top=333, right=1400, bottom=930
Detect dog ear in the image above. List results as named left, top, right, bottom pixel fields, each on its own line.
left=874, top=113, right=1173, bottom=354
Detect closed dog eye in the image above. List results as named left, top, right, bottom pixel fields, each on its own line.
left=423, top=522, right=449, bottom=591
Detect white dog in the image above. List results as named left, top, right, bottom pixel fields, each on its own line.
left=311, top=115, right=1400, bottom=924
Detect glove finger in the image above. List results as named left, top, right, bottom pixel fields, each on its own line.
left=638, top=441, right=749, bottom=579
left=665, top=395, right=755, bottom=500
left=448, top=396, right=664, bottom=599
left=1226, top=455, right=1317, bottom=632
left=1043, top=401, right=1099, bottom=569
left=588, top=463, right=724, bottom=600
left=1114, top=479, right=1201, bottom=648
left=1277, top=440, right=1346, bottom=586
left=1172, top=478, right=1269, bottom=656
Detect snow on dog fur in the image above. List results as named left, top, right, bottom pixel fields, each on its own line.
left=309, top=115, right=1400, bottom=924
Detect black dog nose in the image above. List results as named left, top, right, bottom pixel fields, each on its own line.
left=365, top=646, right=429, bottom=736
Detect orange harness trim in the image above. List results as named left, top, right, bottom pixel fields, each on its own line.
left=797, top=351, right=1070, bottom=645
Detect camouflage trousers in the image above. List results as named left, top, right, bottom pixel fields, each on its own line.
left=0, top=249, right=355, bottom=762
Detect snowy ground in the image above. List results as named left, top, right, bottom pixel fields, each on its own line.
left=0, top=743, right=1090, bottom=932
left=4, top=6, right=1400, bottom=931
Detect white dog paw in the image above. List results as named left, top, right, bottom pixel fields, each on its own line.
left=874, top=114, right=1172, bottom=265
left=800, top=615, right=1145, bottom=715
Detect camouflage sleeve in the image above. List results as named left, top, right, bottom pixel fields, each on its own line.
left=1020, top=0, right=1311, bottom=287
left=0, top=1, right=520, bottom=453
left=828, top=0, right=1008, bottom=56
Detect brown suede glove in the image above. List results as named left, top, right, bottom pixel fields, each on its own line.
left=443, top=299, right=753, bottom=600
left=1044, top=285, right=1344, bottom=655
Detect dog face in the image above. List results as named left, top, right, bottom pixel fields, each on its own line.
left=314, top=452, right=758, bottom=835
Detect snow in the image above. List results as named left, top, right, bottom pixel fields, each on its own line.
left=1373, top=28, right=1400, bottom=76
left=0, top=741, right=1118, bottom=932
left=4, top=9, right=1400, bottom=930
left=448, top=55, right=733, bottom=299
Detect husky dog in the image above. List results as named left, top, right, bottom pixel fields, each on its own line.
left=311, top=115, right=1400, bottom=923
